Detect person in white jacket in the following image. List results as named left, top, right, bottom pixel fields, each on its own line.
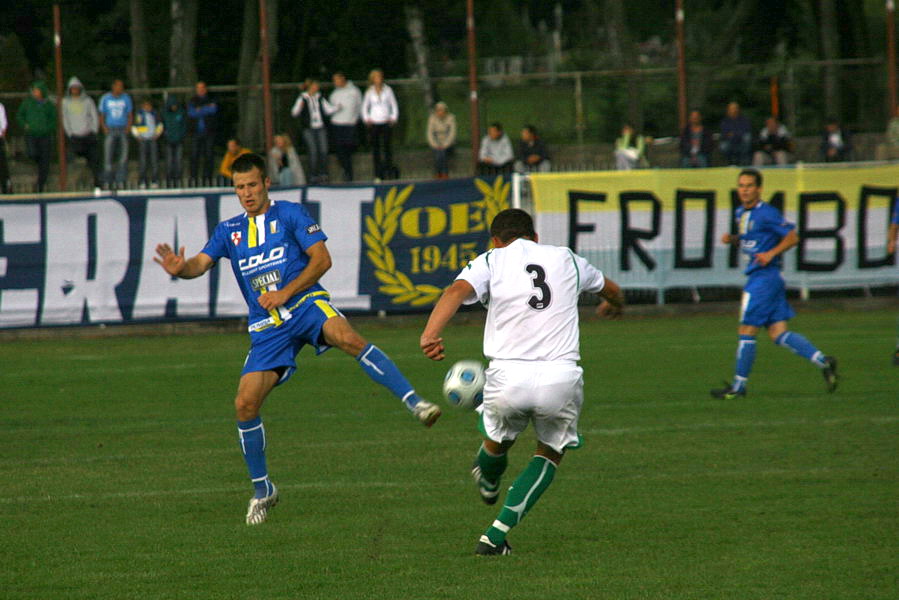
left=362, top=69, right=398, bottom=180
left=328, top=72, right=362, bottom=181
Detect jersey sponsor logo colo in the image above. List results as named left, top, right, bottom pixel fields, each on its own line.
left=238, top=246, right=285, bottom=271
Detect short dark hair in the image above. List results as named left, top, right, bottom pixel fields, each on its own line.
left=523, top=124, right=538, bottom=136
left=489, top=122, right=503, bottom=132
left=231, top=153, right=266, bottom=176
left=490, top=208, right=536, bottom=243
left=738, top=168, right=762, bottom=187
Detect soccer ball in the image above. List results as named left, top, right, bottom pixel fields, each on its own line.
left=442, top=360, right=486, bottom=410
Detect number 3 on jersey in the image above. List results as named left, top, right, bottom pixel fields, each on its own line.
left=526, top=264, right=552, bottom=310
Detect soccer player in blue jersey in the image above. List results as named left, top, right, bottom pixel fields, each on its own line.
left=889, top=196, right=899, bottom=365
left=711, top=168, right=837, bottom=399
left=153, top=153, right=441, bottom=525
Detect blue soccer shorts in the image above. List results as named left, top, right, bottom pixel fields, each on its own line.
left=242, top=298, right=341, bottom=386
left=740, top=272, right=795, bottom=327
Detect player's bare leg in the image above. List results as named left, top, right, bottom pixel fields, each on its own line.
left=236, top=370, right=280, bottom=525
left=321, top=316, right=440, bottom=426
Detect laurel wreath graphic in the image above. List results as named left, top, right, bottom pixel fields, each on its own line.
left=364, top=177, right=510, bottom=307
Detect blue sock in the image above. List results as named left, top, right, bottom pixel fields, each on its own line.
left=775, top=331, right=827, bottom=367
left=238, top=417, right=273, bottom=499
left=356, top=343, right=420, bottom=408
left=733, top=334, right=756, bottom=391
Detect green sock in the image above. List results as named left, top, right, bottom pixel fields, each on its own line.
left=485, top=455, right=557, bottom=545
left=477, top=445, right=508, bottom=490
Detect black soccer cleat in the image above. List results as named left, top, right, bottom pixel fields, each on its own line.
left=471, top=460, right=500, bottom=505
left=821, top=356, right=838, bottom=392
left=710, top=381, right=746, bottom=400
left=475, top=535, right=512, bottom=556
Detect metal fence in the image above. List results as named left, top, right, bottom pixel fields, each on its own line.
left=0, top=57, right=893, bottom=193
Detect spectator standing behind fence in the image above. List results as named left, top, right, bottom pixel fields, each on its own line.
left=163, top=96, right=187, bottom=186
left=478, top=122, right=514, bottom=176
left=820, top=118, right=852, bottom=163
left=679, top=109, right=713, bottom=168
left=515, top=125, right=551, bottom=174
left=613, top=123, right=647, bottom=170
left=291, top=79, right=336, bottom=183
left=329, top=72, right=362, bottom=182
left=62, top=77, right=102, bottom=193
left=188, top=81, right=218, bottom=185
left=267, top=133, right=306, bottom=186
left=427, top=101, right=456, bottom=179
left=719, top=101, right=752, bottom=166
left=753, top=117, right=792, bottom=166
left=0, top=100, right=9, bottom=193
left=16, top=81, right=56, bottom=193
left=219, top=137, right=250, bottom=181
left=131, top=99, right=163, bottom=189
left=362, top=69, right=399, bottom=181
left=98, top=79, right=133, bottom=188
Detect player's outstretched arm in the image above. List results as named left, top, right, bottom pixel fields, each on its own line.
left=420, top=279, right=475, bottom=361
left=153, top=244, right=214, bottom=279
left=258, top=240, right=332, bottom=311
left=596, top=277, right=625, bottom=319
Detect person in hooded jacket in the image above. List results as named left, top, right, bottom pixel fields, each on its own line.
left=62, top=76, right=101, bottom=191
left=163, top=96, right=187, bottom=186
left=16, top=81, right=56, bottom=193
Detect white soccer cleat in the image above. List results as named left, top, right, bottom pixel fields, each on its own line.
left=412, top=400, right=442, bottom=427
left=245, top=484, right=279, bottom=525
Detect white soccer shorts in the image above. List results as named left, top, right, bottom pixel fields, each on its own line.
left=479, top=360, right=584, bottom=454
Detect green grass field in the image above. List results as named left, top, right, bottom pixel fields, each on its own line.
left=2, top=308, right=897, bottom=599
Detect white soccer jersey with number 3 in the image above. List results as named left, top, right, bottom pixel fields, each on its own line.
left=456, top=238, right=606, bottom=362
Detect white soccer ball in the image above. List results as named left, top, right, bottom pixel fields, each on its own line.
left=442, top=360, right=486, bottom=410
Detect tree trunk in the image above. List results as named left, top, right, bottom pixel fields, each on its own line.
left=237, top=0, right=278, bottom=150
left=818, top=0, right=840, bottom=118
left=605, top=0, right=642, bottom=131
left=404, top=5, right=434, bottom=110
left=129, top=0, right=150, bottom=90
left=169, top=0, right=198, bottom=88
left=688, top=1, right=756, bottom=113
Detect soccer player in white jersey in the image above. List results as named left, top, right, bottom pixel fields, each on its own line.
left=154, top=153, right=440, bottom=525
left=420, top=208, right=624, bottom=555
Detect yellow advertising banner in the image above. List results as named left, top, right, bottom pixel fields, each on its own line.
left=527, top=165, right=898, bottom=290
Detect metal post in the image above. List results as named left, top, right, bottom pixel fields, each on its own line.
left=258, top=0, right=274, bottom=154
left=574, top=72, right=584, bottom=147
left=888, top=0, right=897, bottom=113
left=466, top=0, right=480, bottom=173
left=675, top=0, right=687, bottom=129
left=53, top=4, right=67, bottom=191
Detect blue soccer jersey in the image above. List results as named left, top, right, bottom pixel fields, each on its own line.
left=201, top=200, right=328, bottom=333
left=734, top=201, right=795, bottom=276
left=892, top=197, right=899, bottom=225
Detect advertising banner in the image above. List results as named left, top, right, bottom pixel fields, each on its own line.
left=0, top=177, right=510, bottom=328
left=529, top=165, right=899, bottom=290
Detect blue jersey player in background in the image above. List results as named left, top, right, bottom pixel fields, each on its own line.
left=153, top=153, right=441, bottom=525
left=711, top=169, right=838, bottom=399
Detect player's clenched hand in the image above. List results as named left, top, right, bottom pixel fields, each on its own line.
left=258, top=289, right=289, bottom=311
left=753, top=250, right=774, bottom=266
left=153, top=244, right=186, bottom=276
left=596, top=300, right=623, bottom=319
left=420, top=334, right=445, bottom=361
